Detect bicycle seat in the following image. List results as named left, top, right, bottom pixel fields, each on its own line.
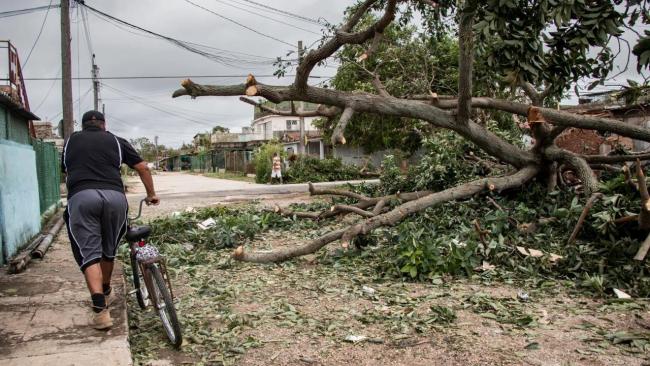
left=125, top=225, right=151, bottom=242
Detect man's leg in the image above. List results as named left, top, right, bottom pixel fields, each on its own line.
left=83, top=263, right=104, bottom=300
left=98, top=190, right=128, bottom=299
left=100, top=259, right=114, bottom=294
left=66, top=190, right=112, bottom=329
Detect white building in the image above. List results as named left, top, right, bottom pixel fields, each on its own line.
left=251, top=114, right=320, bottom=140
left=249, top=101, right=326, bottom=159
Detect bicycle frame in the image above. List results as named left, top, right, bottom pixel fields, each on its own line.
left=127, top=199, right=174, bottom=307
left=125, top=198, right=182, bottom=348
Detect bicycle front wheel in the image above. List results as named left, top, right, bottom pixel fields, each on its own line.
left=130, top=252, right=149, bottom=309
left=148, top=263, right=182, bottom=348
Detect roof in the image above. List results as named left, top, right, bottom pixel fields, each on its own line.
left=0, top=91, right=40, bottom=121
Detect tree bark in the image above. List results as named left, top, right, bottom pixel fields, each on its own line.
left=233, top=166, right=538, bottom=263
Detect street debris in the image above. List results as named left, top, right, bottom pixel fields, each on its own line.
left=197, top=218, right=216, bottom=230
left=344, top=335, right=368, bottom=343
left=613, top=288, right=632, bottom=299
left=361, top=285, right=376, bottom=296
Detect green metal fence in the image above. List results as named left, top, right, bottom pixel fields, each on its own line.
left=32, top=139, right=61, bottom=214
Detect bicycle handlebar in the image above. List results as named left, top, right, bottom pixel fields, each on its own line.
left=129, top=198, right=148, bottom=222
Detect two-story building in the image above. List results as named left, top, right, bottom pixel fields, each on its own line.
left=250, top=101, right=325, bottom=158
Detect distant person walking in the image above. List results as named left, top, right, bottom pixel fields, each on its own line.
left=270, top=152, right=283, bottom=184
left=61, top=110, right=159, bottom=330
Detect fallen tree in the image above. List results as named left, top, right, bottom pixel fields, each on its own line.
left=173, top=0, right=650, bottom=263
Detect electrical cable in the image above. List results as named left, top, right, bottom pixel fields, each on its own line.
left=76, top=0, right=287, bottom=67
left=210, top=0, right=322, bottom=35
left=232, top=0, right=324, bottom=25
left=33, top=67, right=62, bottom=113
left=49, top=87, right=93, bottom=121
left=101, top=82, right=221, bottom=127
left=22, top=0, right=54, bottom=70
left=182, top=0, right=295, bottom=48
left=23, top=74, right=327, bottom=80
left=0, top=4, right=60, bottom=19
left=80, top=6, right=94, bottom=58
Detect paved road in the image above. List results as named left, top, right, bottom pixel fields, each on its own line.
left=126, top=171, right=378, bottom=202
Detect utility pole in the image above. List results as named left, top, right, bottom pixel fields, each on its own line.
left=60, top=0, right=73, bottom=139
left=298, top=40, right=305, bottom=155
left=91, top=54, right=100, bottom=110
left=154, top=135, right=159, bottom=169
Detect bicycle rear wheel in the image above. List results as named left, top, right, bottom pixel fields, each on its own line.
left=148, top=263, right=182, bottom=348
left=130, top=251, right=149, bottom=309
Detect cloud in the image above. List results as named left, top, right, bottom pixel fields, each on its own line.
left=1, top=0, right=347, bottom=147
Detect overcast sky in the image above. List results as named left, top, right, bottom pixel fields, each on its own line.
left=0, top=0, right=349, bottom=147
left=1, top=1, right=648, bottom=148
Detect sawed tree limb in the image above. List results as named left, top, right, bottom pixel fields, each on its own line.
left=567, top=193, right=603, bottom=245
left=233, top=166, right=539, bottom=262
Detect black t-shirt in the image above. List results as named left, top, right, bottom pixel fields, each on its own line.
left=61, top=127, right=143, bottom=198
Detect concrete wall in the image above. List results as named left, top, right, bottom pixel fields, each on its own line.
left=333, top=145, right=389, bottom=167
left=252, top=115, right=319, bottom=139
left=0, top=139, right=41, bottom=265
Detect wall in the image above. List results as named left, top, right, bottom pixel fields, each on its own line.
left=333, top=145, right=389, bottom=167
left=0, top=140, right=41, bottom=265
left=0, top=104, right=30, bottom=144
left=252, top=115, right=319, bottom=138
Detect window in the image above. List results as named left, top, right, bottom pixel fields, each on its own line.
left=286, top=120, right=298, bottom=130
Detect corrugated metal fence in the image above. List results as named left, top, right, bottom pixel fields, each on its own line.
left=32, top=139, right=61, bottom=214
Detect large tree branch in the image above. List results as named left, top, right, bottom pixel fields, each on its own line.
left=545, top=146, right=599, bottom=195
left=426, top=96, right=650, bottom=142
left=239, top=96, right=340, bottom=118
left=582, top=151, right=650, bottom=164
left=234, top=166, right=539, bottom=263
left=457, top=0, right=477, bottom=124
left=172, top=79, right=291, bottom=104
left=173, top=81, right=537, bottom=168
left=294, top=0, right=397, bottom=90
left=331, top=106, right=354, bottom=145
left=340, top=166, right=540, bottom=248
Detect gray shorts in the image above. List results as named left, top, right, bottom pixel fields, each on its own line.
left=64, top=189, right=128, bottom=271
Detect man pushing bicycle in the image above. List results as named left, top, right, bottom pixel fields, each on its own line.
left=61, top=110, right=159, bottom=330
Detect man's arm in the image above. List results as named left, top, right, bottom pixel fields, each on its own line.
left=133, top=161, right=159, bottom=205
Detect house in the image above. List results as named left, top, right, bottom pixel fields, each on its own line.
left=557, top=90, right=649, bottom=155
left=251, top=100, right=326, bottom=157
left=0, top=41, right=61, bottom=265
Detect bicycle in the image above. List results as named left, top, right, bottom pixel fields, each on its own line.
left=125, top=198, right=182, bottom=348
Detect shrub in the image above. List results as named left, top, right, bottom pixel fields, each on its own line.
left=285, top=155, right=362, bottom=183
left=380, top=179, right=650, bottom=296
left=253, top=142, right=285, bottom=183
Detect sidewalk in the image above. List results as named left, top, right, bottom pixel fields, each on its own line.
left=0, top=230, right=131, bottom=365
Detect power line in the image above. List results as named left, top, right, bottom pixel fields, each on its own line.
left=182, top=0, right=295, bottom=48
left=33, top=67, right=62, bottom=113
left=232, top=0, right=324, bottom=26
left=49, top=86, right=93, bottom=121
left=0, top=4, right=60, bottom=19
left=101, top=82, right=220, bottom=127
left=23, top=74, right=328, bottom=80
left=76, top=1, right=284, bottom=67
left=80, top=6, right=94, bottom=58
left=22, top=0, right=54, bottom=70
left=210, top=0, right=322, bottom=36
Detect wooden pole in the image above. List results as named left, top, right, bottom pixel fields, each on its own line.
left=92, top=54, right=100, bottom=110
left=60, top=0, right=74, bottom=138
left=298, top=40, right=305, bottom=155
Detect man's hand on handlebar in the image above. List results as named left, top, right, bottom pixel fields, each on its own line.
left=145, top=195, right=160, bottom=206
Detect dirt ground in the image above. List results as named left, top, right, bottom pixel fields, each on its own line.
left=122, top=192, right=650, bottom=366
